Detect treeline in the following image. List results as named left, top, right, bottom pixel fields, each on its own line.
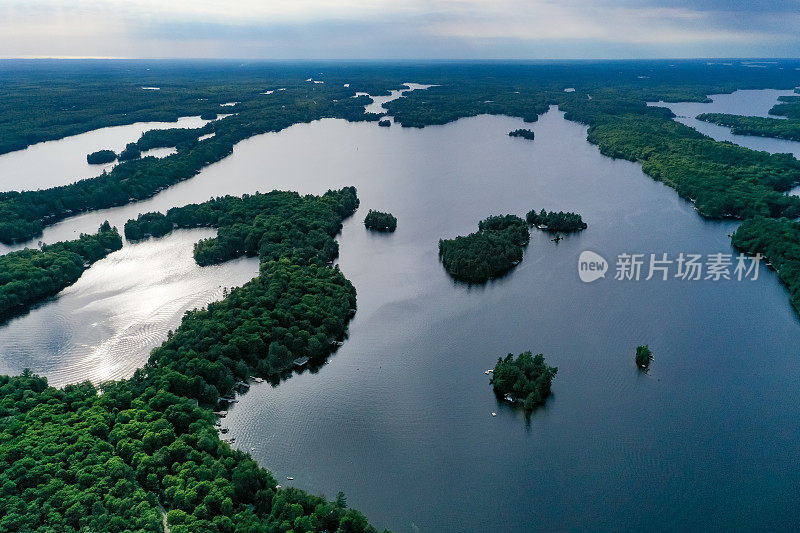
left=439, top=215, right=529, bottom=283
left=696, top=113, right=800, bottom=141
left=508, top=129, right=535, bottom=140
left=560, top=95, right=800, bottom=219
left=124, top=187, right=359, bottom=266
left=0, top=222, right=121, bottom=321
left=526, top=209, right=587, bottom=231
left=0, top=84, right=379, bottom=244
left=490, top=351, right=558, bottom=411
left=364, top=210, right=397, bottom=232
left=0, top=187, right=385, bottom=532
left=770, top=95, right=800, bottom=120
left=732, top=217, right=800, bottom=313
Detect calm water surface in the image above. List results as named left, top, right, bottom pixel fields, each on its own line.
left=650, top=89, right=800, bottom=157
left=0, top=115, right=213, bottom=191
left=1, top=92, right=800, bottom=531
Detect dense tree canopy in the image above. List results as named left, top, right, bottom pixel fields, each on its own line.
left=439, top=215, right=529, bottom=283
left=490, top=351, right=558, bottom=411
left=0, top=188, right=385, bottom=533
left=732, top=217, right=800, bottom=314
left=697, top=113, right=800, bottom=141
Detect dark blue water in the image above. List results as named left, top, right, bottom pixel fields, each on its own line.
left=2, top=93, right=800, bottom=531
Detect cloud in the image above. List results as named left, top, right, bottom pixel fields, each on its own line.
left=1, top=0, right=799, bottom=58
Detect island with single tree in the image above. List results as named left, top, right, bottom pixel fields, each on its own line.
left=526, top=209, right=587, bottom=231
left=490, top=351, right=558, bottom=410
left=439, top=214, right=530, bottom=283
left=635, top=344, right=653, bottom=369
left=86, top=149, right=117, bottom=165
left=508, top=128, right=535, bottom=140
left=364, top=210, right=397, bottom=232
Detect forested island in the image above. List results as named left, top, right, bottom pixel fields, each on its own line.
left=378, top=119, right=391, bottom=127
left=508, top=128, right=535, bottom=140
left=0, top=187, right=385, bottom=532
left=490, top=351, right=558, bottom=410
left=636, top=345, right=653, bottom=369
left=696, top=113, right=800, bottom=141
left=363, top=210, right=397, bottom=232
left=438, top=215, right=530, bottom=283
left=526, top=209, right=587, bottom=231
left=86, top=149, right=117, bottom=164
left=0, top=222, right=121, bottom=322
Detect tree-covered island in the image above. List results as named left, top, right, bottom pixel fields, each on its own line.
left=438, top=214, right=530, bottom=283
left=363, top=210, right=397, bottom=232
left=508, top=128, right=535, bottom=140
left=526, top=209, right=587, bottom=231
left=635, top=345, right=653, bottom=369
left=86, top=149, right=117, bottom=164
left=490, top=351, right=558, bottom=410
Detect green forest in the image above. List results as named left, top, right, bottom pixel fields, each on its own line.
left=0, top=187, right=385, bottom=532
left=0, top=222, right=121, bottom=322
left=732, top=217, right=800, bottom=313
left=490, top=351, right=558, bottom=411
left=438, top=215, right=529, bottom=283
left=363, top=210, right=397, bottom=232
left=696, top=113, right=800, bottom=141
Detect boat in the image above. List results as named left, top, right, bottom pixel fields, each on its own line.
left=491, top=412, right=497, bottom=417
left=286, top=476, right=294, bottom=481
left=504, top=393, right=515, bottom=403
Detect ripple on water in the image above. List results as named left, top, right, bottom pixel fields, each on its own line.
left=0, top=229, right=260, bottom=386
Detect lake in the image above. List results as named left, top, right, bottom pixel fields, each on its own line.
left=0, top=115, right=213, bottom=191
left=2, top=90, right=800, bottom=531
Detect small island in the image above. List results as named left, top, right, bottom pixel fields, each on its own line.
left=635, top=345, right=653, bottom=369
left=86, top=149, right=117, bottom=165
left=490, top=351, right=558, bottom=410
left=509, top=128, right=535, bottom=140
left=526, top=209, right=587, bottom=231
left=378, top=119, right=391, bottom=127
left=438, top=214, right=529, bottom=283
left=364, top=210, right=397, bottom=232
left=200, top=111, right=218, bottom=120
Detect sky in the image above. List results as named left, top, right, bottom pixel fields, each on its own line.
left=2, top=0, right=799, bottom=59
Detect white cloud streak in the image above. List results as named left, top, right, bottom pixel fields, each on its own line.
left=1, top=0, right=798, bottom=58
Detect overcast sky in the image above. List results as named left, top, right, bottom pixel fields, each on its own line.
left=2, top=0, right=799, bottom=59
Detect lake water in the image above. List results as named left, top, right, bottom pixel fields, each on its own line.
left=0, top=115, right=211, bottom=191
left=650, top=89, right=800, bottom=158
left=2, top=92, right=800, bottom=531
